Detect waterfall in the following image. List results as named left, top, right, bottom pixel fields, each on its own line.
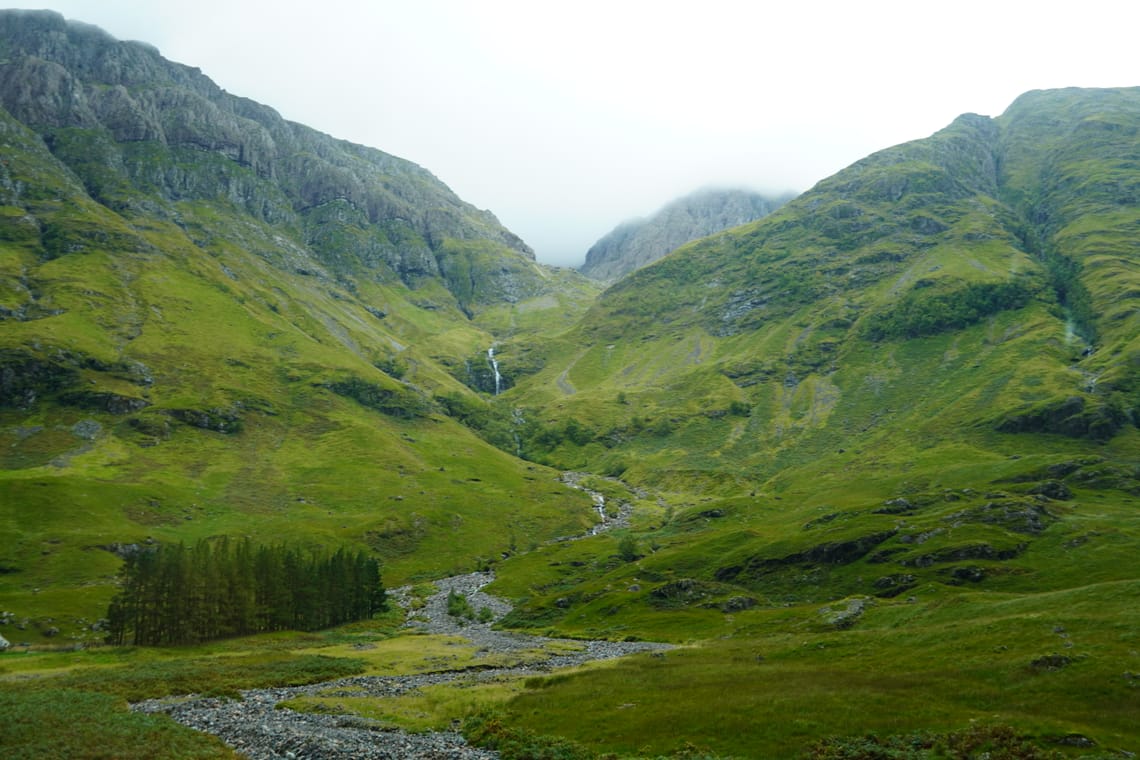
left=590, top=491, right=607, bottom=534
left=487, top=347, right=502, bottom=395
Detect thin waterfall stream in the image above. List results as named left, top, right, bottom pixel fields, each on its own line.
left=487, top=346, right=502, bottom=395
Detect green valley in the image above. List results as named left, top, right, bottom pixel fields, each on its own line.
left=1, top=11, right=1139, bottom=759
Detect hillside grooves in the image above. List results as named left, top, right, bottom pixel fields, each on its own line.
left=1007, top=208, right=1098, bottom=345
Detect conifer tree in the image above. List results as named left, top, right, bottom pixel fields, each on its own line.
left=106, top=538, right=386, bottom=645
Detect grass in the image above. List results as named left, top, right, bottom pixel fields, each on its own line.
left=282, top=679, right=523, bottom=733
left=291, top=633, right=483, bottom=675
left=0, top=645, right=370, bottom=699
left=3, top=593, right=1133, bottom=758
left=0, top=621, right=609, bottom=756
left=1, top=687, right=240, bottom=759
left=0, top=631, right=376, bottom=759
left=276, top=634, right=596, bottom=731
left=488, top=585, right=1140, bottom=757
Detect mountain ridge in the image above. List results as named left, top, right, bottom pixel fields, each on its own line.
left=0, top=9, right=549, bottom=312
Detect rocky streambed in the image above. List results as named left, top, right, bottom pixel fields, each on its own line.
left=133, top=571, right=670, bottom=759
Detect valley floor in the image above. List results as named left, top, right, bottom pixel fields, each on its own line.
left=131, top=572, right=670, bottom=759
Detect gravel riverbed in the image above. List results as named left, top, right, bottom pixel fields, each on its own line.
left=133, top=571, right=670, bottom=759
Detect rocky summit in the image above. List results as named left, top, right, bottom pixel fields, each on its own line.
left=578, top=187, right=793, bottom=282
left=1, top=10, right=1139, bottom=759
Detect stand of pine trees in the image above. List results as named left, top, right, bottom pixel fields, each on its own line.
left=105, top=537, right=386, bottom=645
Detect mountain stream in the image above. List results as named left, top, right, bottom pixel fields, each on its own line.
left=132, top=476, right=663, bottom=759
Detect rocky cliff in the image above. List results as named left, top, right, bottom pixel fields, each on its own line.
left=0, top=9, right=546, bottom=311
left=577, top=187, right=793, bottom=282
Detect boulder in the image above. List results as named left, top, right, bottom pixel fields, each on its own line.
left=1028, top=480, right=1073, bottom=501
left=875, top=497, right=916, bottom=514
left=720, top=596, right=758, bottom=612
left=821, top=597, right=871, bottom=629
left=1030, top=653, right=1071, bottom=671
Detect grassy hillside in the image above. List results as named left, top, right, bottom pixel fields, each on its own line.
left=468, top=89, right=1140, bottom=756
left=0, top=163, right=596, bottom=642
left=1, top=14, right=1138, bottom=756
left=497, top=92, right=1140, bottom=492
left=0, top=13, right=601, bottom=642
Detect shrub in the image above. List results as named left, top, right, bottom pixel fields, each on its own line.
left=324, top=376, right=430, bottom=418
left=447, top=590, right=476, bottom=621
left=804, top=724, right=1063, bottom=759
left=864, top=280, right=1035, bottom=340
left=618, top=534, right=641, bottom=562
left=0, top=687, right=238, bottom=759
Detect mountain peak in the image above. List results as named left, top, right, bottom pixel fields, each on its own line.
left=578, top=186, right=794, bottom=282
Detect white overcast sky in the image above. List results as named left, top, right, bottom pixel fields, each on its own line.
left=32, top=1, right=1140, bottom=266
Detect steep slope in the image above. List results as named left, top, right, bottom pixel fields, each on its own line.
left=578, top=187, right=792, bottom=282
left=0, top=11, right=599, bottom=638
left=477, top=88, right=1140, bottom=755
left=995, top=88, right=1140, bottom=411
left=508, top=95, right=1139, bottom=490
left=493, top=88, right=1140, bottom=624
left=0, top=9, right=550, bottom=313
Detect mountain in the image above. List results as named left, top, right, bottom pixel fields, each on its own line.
left=577, top=187, right=793, bottom=282
left=511, top=90, right=1139, bottom=490
left=1, top=12, right=1139, bottom=754
left=0, top=9, right=556, bottom=313
left=481, top=88, right=1140, bottom=752
left=0, top=9, right=601, bottom=626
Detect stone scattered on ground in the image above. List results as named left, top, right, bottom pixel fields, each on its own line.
left=134, top=571, right=670, bottom=759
